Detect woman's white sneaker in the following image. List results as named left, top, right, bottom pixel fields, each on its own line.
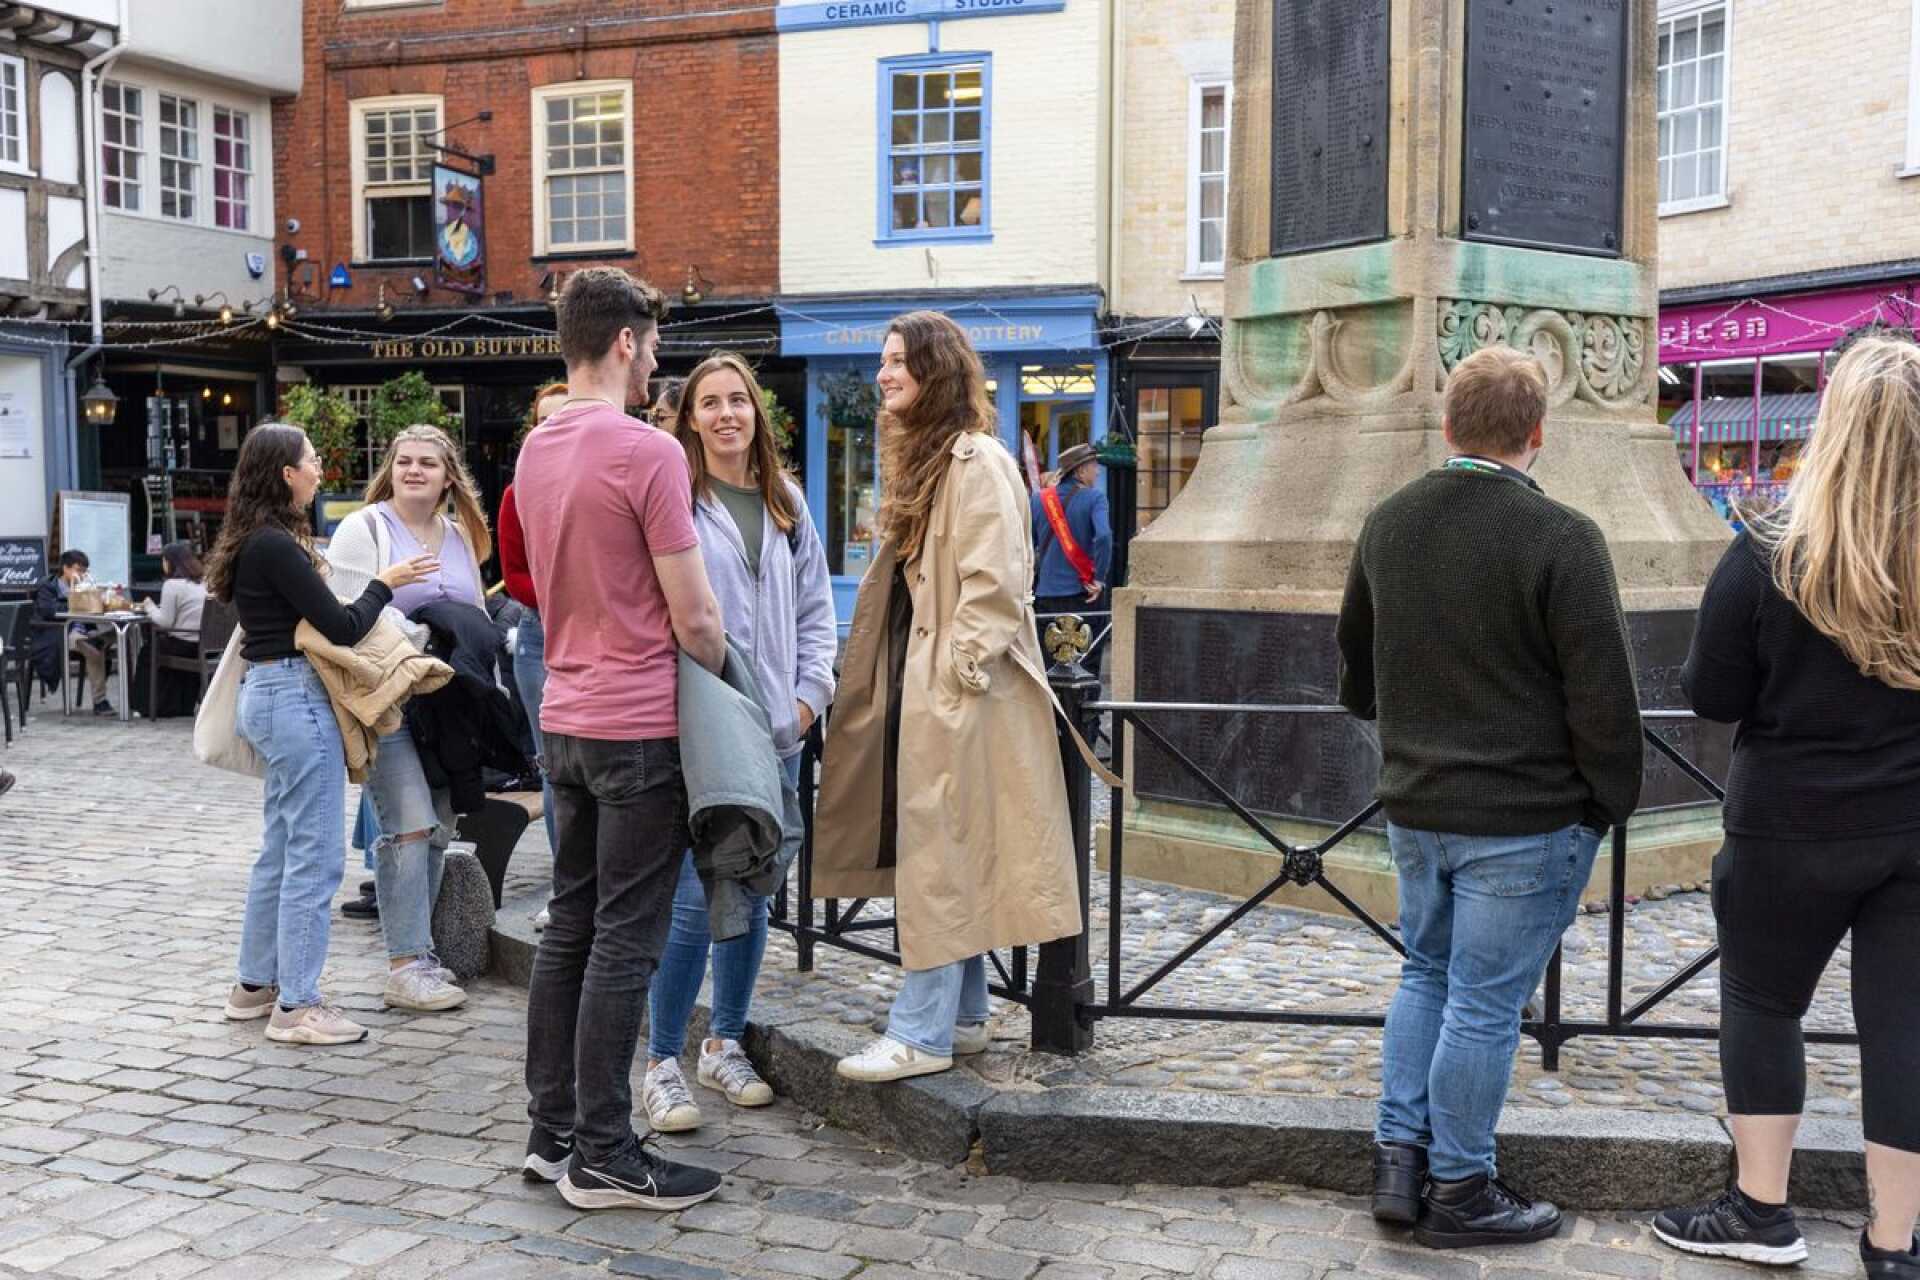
left=642, top=1057, right=702, bottom=1132
left=952, top=1022, right=991, bottom=1056
left=383, top=960, right=467, bottom=1012
left=697, top=1039, right=774, bottom=1106
left=835, top=1036, right=952, bottom=1082
left=265, top=1003, right=368, bottom=1046
left=224, top=983, right=278, bottom=1020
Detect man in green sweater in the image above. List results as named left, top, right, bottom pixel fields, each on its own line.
left=1337, top=346, right=1643, bottom=1250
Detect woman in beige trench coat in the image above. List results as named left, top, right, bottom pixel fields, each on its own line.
left=815, top=310, right=1082, bottom=1083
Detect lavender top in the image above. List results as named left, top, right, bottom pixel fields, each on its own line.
left=375, top=502, right=484, bottom=616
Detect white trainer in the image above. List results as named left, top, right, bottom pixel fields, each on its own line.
left=952, top=1022, right=991, bottom=1056
left=697, top=1038, right=774, bottom=1107
left=534, top=908, right=550, bottom=931
left=383, top=960, right=467, bottom=1012
left=265, top=1002, right=368, bottom=1046
left=835, top=1036, right=953, bottom=1083
left=642, top=1057, right=702, bottom=1133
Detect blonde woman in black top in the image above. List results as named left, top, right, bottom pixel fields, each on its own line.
left=1654, top=339, right=1920, bottom=1277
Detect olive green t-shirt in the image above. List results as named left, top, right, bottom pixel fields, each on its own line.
left=713, top=478, right=766, bottom=578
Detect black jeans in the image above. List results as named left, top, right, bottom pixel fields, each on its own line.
left=525, top=732, right=689, bottom=1163
left=1714, top=832, right=1920, bottom=1151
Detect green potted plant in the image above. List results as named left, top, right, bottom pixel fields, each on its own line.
left=278, top=383, right=363, bottom=537
left=368, top=371, right=459, bottom=454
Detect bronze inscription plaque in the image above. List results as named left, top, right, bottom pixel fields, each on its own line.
left=1462, top=0, right=1628, bottom=256
left=1269, top=0, right=1391, bottom=257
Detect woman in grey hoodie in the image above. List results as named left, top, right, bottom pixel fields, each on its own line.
left=643, top=352, right=838, bottom=1130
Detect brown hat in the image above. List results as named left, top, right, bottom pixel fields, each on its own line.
left=1056, top=443, right=1099, bottom=474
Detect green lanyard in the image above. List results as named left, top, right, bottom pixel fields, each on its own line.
left=1443, top=456, right=1505, bottom=477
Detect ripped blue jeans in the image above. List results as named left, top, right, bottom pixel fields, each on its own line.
left=362, top=723, right=454, bottom=961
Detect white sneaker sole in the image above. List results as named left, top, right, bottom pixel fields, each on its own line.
left=1652, top=1225, right=1808, bottom=1265
left=557, top=1174, right=719, bottom=1212
left=522, top=1152, right=569, bottom=1183
left=698, top=1063, right=774, bottom=1107
left=383, top=987, right=467, bottom=1012
left=646, top=1105, right=702, bottom=1134
left=265, top=1022, right=368, bottom=1046
left=224, top=999, right=275, bottom=1021
left=835, top=1054, right=952, bottom=1083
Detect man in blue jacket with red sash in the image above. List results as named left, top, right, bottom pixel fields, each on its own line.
left=1030, top=442, right=1112, bottom=670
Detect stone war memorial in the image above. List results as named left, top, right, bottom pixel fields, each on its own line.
left=1111, top=0, right=1733, bottom=917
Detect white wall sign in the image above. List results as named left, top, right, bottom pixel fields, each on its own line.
left=0, top=390, right=30, bottom=458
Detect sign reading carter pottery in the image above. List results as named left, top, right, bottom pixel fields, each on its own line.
left=433, top=165, right=485, bottom=296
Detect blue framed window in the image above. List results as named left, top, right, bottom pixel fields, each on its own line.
left=877, top=53, right=990, bottom=243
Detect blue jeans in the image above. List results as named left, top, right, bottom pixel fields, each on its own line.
left=511, top=608, right=558, bottom=860
left=1376, top=821, right=1601, bottom=1181
left=362, top=724, right=453, bottom=961
left=888, top=955, right=990, bottom=1056
left=235, top=658, right=347, bottom=1010
left=648, top=754, right=803, bottom=1059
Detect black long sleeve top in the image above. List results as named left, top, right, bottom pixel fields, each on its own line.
left=231, top=525, right=391, bottom=662
left=1682, top=531, right=1920, bottom=839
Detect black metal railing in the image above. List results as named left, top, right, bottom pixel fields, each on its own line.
left=768, top=651, right=1862, bottom=1067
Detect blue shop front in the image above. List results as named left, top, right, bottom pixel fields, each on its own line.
left=781, top=292, right=1108, bottom=620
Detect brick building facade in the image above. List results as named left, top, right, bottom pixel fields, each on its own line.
left=269, top=0, right=789, bottom=516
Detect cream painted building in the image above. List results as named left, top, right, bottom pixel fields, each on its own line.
left=776, top=0, right=1114, bottom=618
left=1655, top=0, right=1920, bottom=521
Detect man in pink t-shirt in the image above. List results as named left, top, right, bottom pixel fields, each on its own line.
left=513, top=268, right=726, bottom=1215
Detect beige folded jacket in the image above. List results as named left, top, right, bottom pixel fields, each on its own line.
left=295, top=615, right=454, bottom=782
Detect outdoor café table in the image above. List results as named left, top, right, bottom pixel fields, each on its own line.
left=55, top=610, right=149, bottom=722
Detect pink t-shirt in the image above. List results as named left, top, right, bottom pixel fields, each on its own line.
left=513, top=401, right=699, bottom=740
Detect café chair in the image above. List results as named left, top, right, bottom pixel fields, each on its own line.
left=150, top=596, right=236, bottom=715
left=0, top=601, right=36, bottom=733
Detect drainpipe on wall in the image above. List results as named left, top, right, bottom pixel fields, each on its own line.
left=64, top=0, right=133, bottom=432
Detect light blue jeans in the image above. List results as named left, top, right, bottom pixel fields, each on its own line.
left=511, top=607, right=558, bottom=860
left=1376, top=821, right=1601, bottom=1181
left=648, top=754, right=803, bottom=1059
left=362, top=723, right=453, bottom=961
left=235, top=658, right=347, bottom=1010
left=888, top=954, right=990, bottom=1057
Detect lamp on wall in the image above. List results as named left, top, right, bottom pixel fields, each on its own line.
left=680, top=266, right=712, bottom=307
left=410, top=275, right=430, bottom=299
left=195, top=291, right=236, bottom=324
left=147, top=285, right=186, bottom=319
left=81, top=369, right=118, bottom=424
left=374, top=282, right=394, bottom=323
left=539, top=271, right=559, bottom=307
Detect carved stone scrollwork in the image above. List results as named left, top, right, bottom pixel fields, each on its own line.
left=1223, top=302, right=1421, bottom=417
left=1436, top=299, right=1652, bottom=410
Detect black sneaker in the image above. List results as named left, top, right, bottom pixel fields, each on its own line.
left=1372, top=1141, right=1428, bottom=1225
left=93, top=699, right=114, bottom=716
left=557, top=1136, right=722, bottom=1211
left=1862, top=1231, right=1920, bottom=1278
left=521, top=1123, right=573, bottom=1183
left=1413, top=1173, right=1562, bottom=1249
left=1652, top=1187, right=1807, bottom=1265
left=342, top=895, right=379, bottom=920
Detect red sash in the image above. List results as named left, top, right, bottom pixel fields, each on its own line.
left=1039, top=485, right=1098, bottom=590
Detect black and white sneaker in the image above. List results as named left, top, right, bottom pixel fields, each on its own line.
left=1653, top=1188, right=1808, bottom=1265
left=557, top=1136, right=723, bottom=1211
left=521, top=1123, right=573, bottom=1183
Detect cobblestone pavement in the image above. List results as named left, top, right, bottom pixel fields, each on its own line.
left=0, top=715, right=1868, bottom=1279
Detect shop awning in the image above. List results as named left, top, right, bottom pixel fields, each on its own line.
left=1668, top=391, right=1822, bottom=444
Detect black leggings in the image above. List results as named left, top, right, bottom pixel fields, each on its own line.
left=1714, top=832, right=1920, bottom=1152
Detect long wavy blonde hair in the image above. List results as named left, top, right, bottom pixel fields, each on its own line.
left=366, top=423, right=493, bottom=562
left=1762, top=337, right=1920, bottom=689
left=877, top=310, right=996, bottom=563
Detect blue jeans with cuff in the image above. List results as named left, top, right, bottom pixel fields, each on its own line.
left=511, top=608, right=559, bottom=861
left=1375, top=820, right=1601, bottom=1182
left=887, top=954, right=990, bottom=1057
left=235, top=658, right=347, bottom=1010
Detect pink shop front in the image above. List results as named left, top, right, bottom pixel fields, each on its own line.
left=1659, top=280, right=1920, bottom=521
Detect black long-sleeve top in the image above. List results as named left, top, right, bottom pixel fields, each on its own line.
left=1682, top=531, right=1920, bottom=839
left=231, top=525, right=391, bottom=662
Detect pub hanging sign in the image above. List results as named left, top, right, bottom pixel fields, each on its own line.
left=433, top=164, right=486, bottom=296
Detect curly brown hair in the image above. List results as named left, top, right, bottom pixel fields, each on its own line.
left=876, top=311, right=995, bottom=563
left=205, top=423, right=319, bottom=602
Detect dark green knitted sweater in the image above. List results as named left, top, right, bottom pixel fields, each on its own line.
left=1335, top=467, right=1643, bottom=835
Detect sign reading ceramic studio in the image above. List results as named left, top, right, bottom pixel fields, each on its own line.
left=432, top=164, right=486, bottom=296
left=1462, top=0, right=1628, bottom=257
left=779, top=299, right=1098, bottom=356
left=776, top=0, right=1064, bottom=31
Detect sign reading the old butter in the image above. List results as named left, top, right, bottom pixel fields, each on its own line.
left=1462, top=0, right=1628, bottom=257
left=366, top=334, right=561, bottom=361
left=1269, top=0, right=1391, bottom=258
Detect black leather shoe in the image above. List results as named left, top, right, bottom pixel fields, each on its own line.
left=1413, top=1173, right=1562, bottom=1249
left=1372, top=1142, right=1428, bottom=1225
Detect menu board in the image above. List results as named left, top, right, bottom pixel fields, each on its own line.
left=57, top=491, right=131, bottom=589
left=0, top=535, right=44, bottom=589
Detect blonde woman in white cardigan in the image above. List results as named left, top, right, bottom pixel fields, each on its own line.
left=327, top=424, right=491, bottom=1013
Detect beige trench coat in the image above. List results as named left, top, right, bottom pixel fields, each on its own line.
left=813, top=430, right=1081, bottom=971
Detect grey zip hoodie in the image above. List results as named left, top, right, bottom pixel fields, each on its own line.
left=692, top=475, right=838, bottom=757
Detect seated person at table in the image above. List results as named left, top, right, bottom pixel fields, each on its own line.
left=32, top=549, right=114, bottom=716
left=131, top=541, right=208, bottom=719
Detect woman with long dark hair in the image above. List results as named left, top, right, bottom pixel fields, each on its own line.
left=1652, top=338, right=1920, bottom=1275
left=131, top=541, right=207, bottom=718
left=815, top=311, right=1081, bottom=1082
left=205, top=423, right=434, bottom=1045
left=325, top=423, right=492, bottom=1013
left=639, top=353, right=836, bottom=1130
